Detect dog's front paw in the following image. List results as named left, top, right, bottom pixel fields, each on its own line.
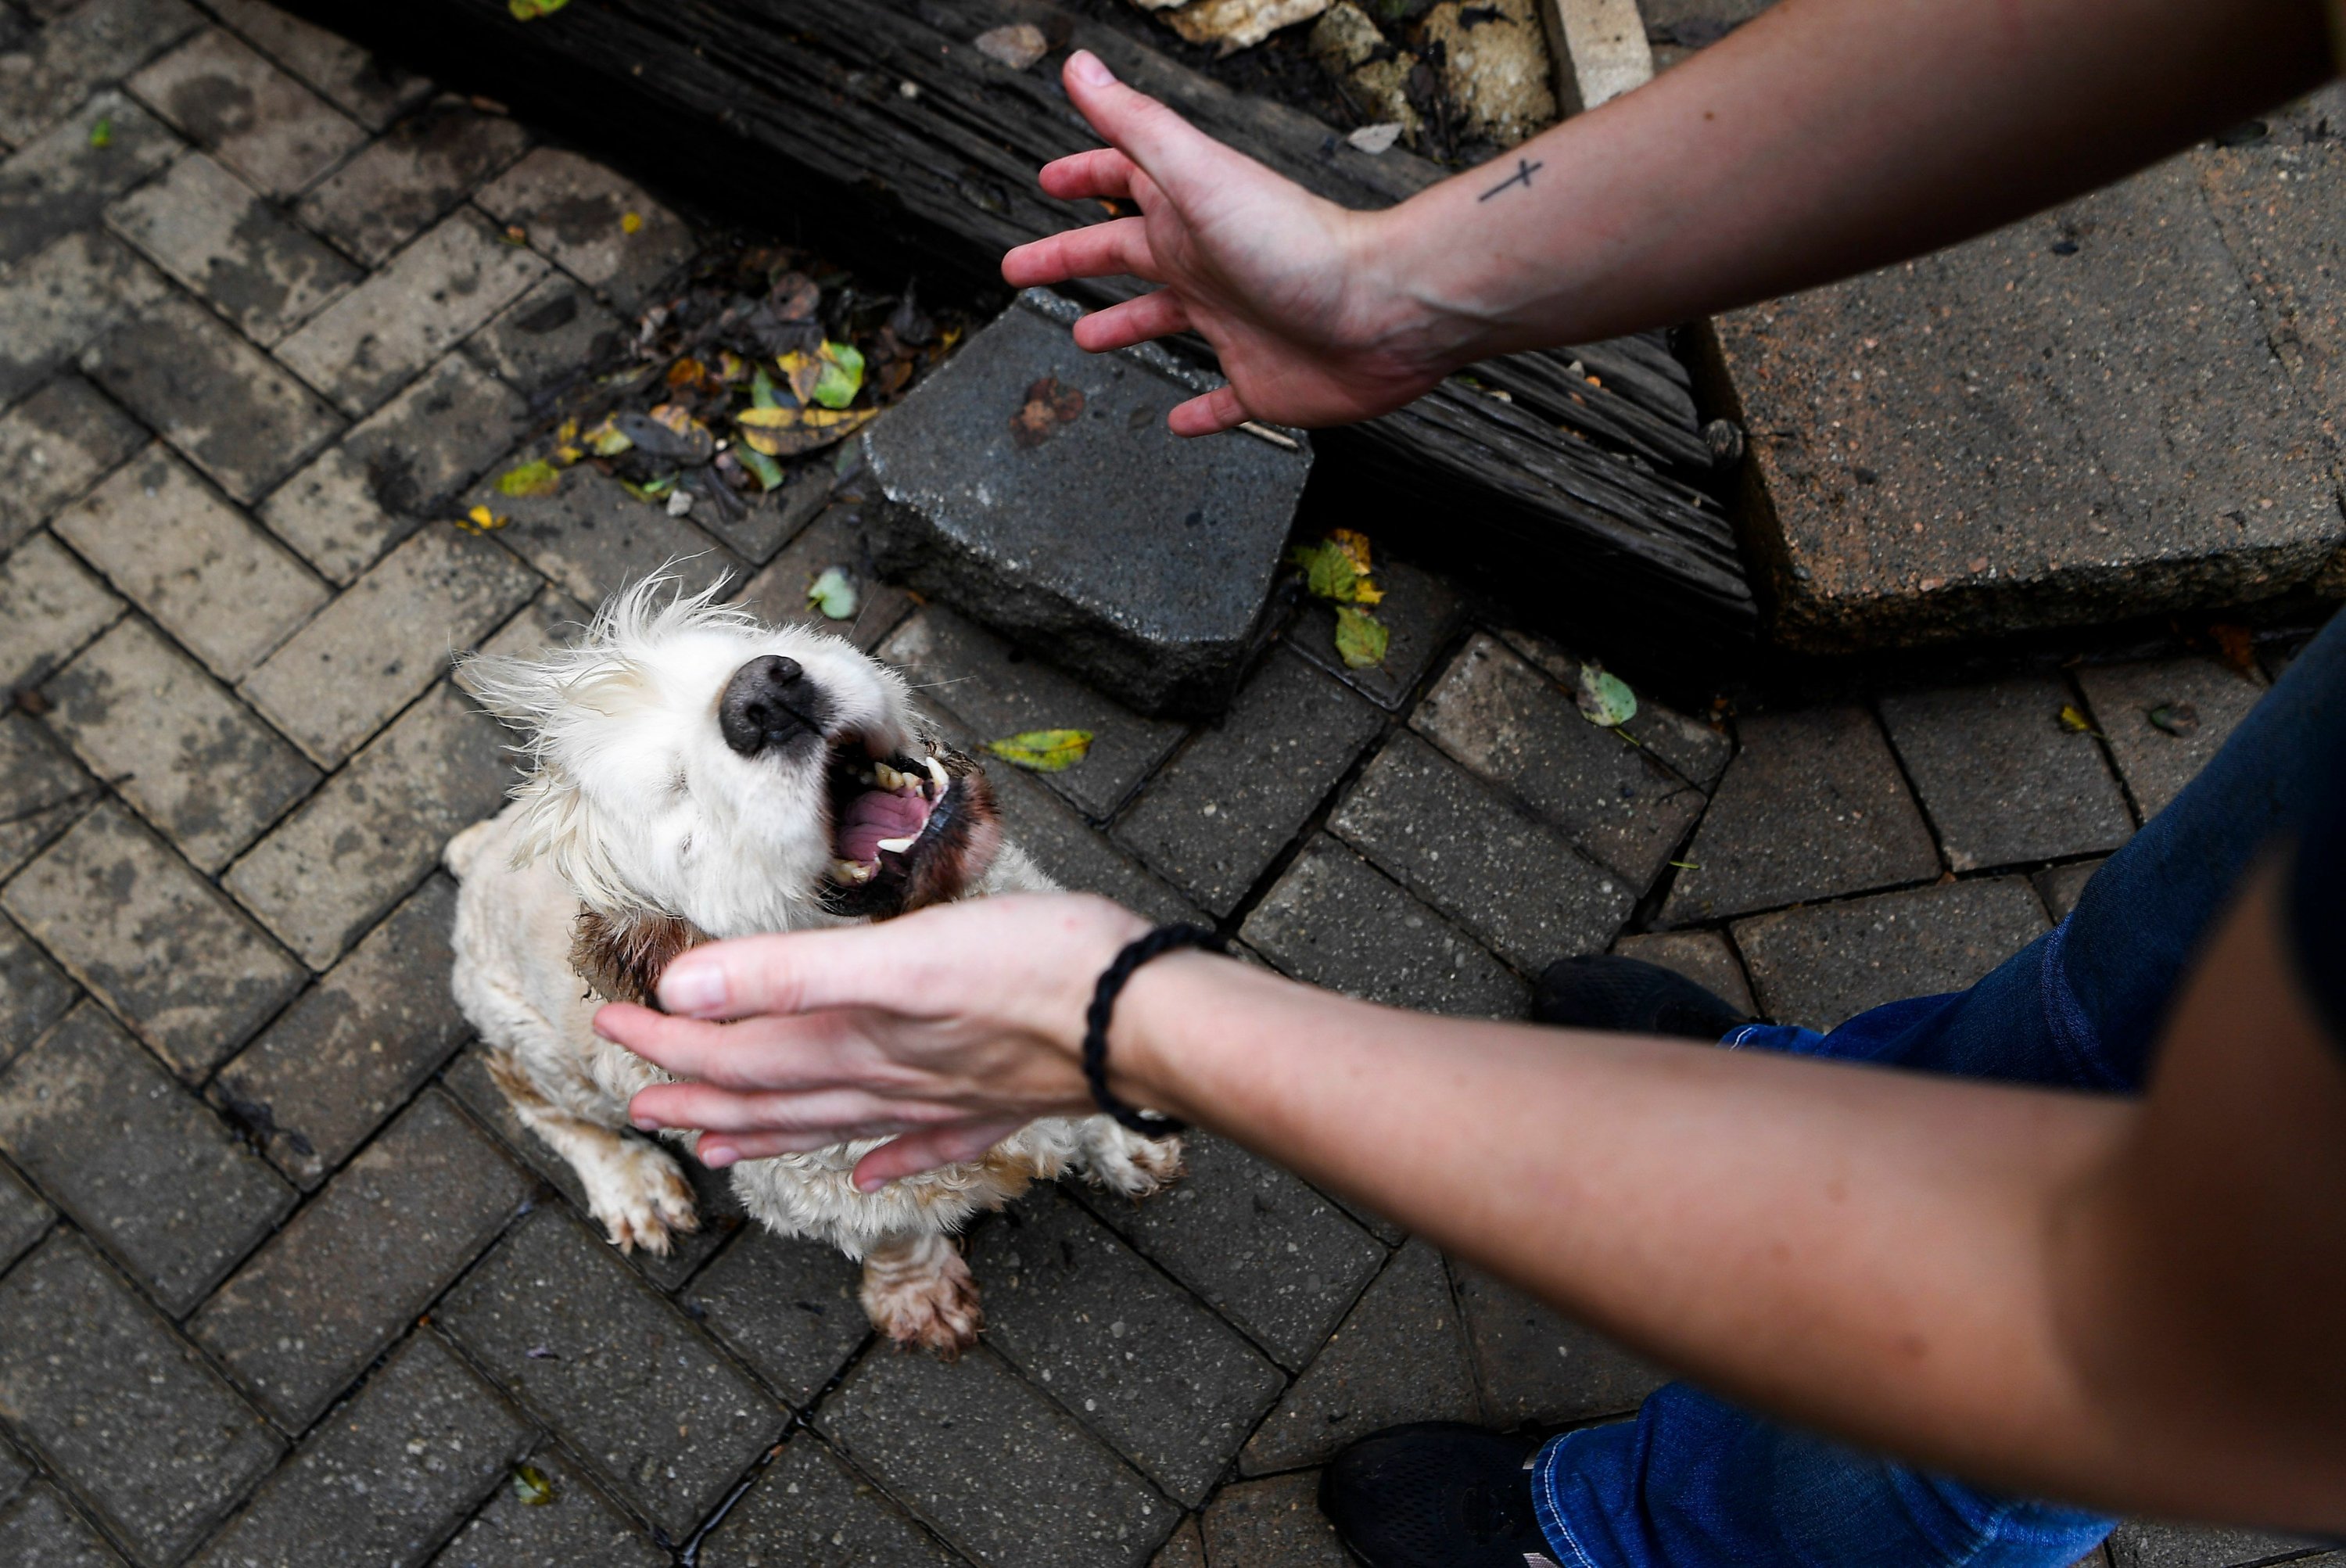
left=861, top=1238, right=984, bottom=1358
left=1083, top=1126, right=1184, bottom=1200
left=583, top=1138, right=701, bottom=1256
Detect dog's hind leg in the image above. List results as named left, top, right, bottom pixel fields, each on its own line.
left=486, top=1050, right=700, bottom=1255
left=859, top=1230, right=983, bottom=1357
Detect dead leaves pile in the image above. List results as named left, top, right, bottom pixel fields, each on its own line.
left=1290, top=528, right=1388, bottom=669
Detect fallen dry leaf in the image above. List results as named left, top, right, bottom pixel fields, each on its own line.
left=1333, top=605, right=1387, bottom=669
left=986, top=729, right=1094, bottom=770
left=2207, top=623, right=2258, bottom=679
left=1163, top=0, right=1333, bottom=54
left=1010, top=376, right=1085, bottom=448
left=974, top=23, right=1049, bottom=70
left=496, top=459, right=561, bottom=497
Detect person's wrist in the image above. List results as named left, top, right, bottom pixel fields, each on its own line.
left=1347, top=196, right=1508, bottom=377
left=1033, top=896, right=1154, bottom=1067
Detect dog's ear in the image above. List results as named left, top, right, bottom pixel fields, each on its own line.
left=571, top=906, right=710, bottom=1008
left=454, top=650, right=565, bottom=729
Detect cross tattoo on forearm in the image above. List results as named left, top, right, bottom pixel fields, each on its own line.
left=1479, top=156, right=1544, bottom=200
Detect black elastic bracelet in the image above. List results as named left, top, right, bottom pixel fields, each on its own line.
left=1083, top=923, right=1223, bottom=1136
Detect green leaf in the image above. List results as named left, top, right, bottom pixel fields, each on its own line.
left=751, top=365, right=783, bottom=410
left=735, top=445, right=785, bottom=492
left=507, top=0, right=568, bottom=17
left=511, top=1463, right=555, bottom=1505
left=1290, top=540, right=1360, bottom=603
left=618, top=472, right=678, bottom=503
left=805, top=565, right=859, bottom=620
left=495, top=458, right=561, bottom=497
left=1574, top=662, right=1638, bottom=727
left=2146, top=701, right=2199, bottom=737
left=985, top=729, right=1093, bottom=771
left=88, top=117, right=112, bottom=149
left=1333, top=605, right=1387, bottom=669
left=810, top=341, right=865, bottom=410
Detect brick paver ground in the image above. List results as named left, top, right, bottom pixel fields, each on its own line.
left=0, top=4, right=2336, bottom=1565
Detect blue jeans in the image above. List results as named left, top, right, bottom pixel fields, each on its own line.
left=1532, top=608, right=2346, bottom=1568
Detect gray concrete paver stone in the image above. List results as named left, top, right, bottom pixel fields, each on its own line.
left=1879, top=675, right=2133, bottom=871
left=0, top=711, right=94, bottom=884
left=1077, top=1132, right=1384, bottom=1372
left=475, top=148, right=696, bottom=312
left=274, top=208, right=547, bottom=416
left=2204, top=140, right=2342, bottom=478
left=694, top=1437, right=962, bottom=1568
left=0, top=531, right=121, bottom=694
left=471, top=461, right=742, bottom=612
left=0, top=376, right=145, bottom=554
left=2105, top=1522, right=2333, bottom=1568
left=468, top=583, right=589, bottom=664
left=201, top=0, right=430, bottom=130
left=1290, top=554, right=1462, bottom=711
left=694, top=460, right=834, bottom=566
left=1498, top=624, right=1735, bottom=788
left=1150, top=1516, right=1204, bottom=1568
left=125, top=27, right=364, bottom=198
left=679, top=1227, right=870, bottom=1409
left=239, top=524, right=539, bottom=766
left=0, top=88, right=178, bottom=271
left=1452, top=1259, right=1666, bottom=1426
left=1733, top=877, right=2051, bottom=1031
left=1115, top=648, right=1383, bottom=917
left=2075, top=655, right=2265, bottom=821
left=820, top=1344, right=1171, bottom=1568
left=0, top=229, right=168, bottom=406
left=1197, top=1472, right=1351, bottom=1568
left=1662, top=705, right=1939, bottom=924
left=296, top=97, right=531, bottom=267
left=436, top=1206, right=784, bottom=1539
left=0, top=0, right=203, bottom=145
left=225, top=680, right=516, bottom=970
left=192, top=1089, right=529, bottom=1430
left=1612, top=929, right=1756, bottom=1018
left=0, top=1158, right=52, bottom=1272
left=461, top=272, right=622, bottom=398
left=1240, top=1239, right=1480, bottom=1476
left=736, top=499, right=910, bottom=653
left=0, top=1481, right=127, bottom=1566
left=2, top=803, right=304, bottom=1077
left=259, top=353, right=530, bottom=584
left=961, top=741, right=1207, bottom=928
left=970, top=1186, right=1285, bottom=1506
left=52, top=447, right=328, bottom=682
left=0, top=913, right=76, bottom=1074
left=0, top=1003, right=294, bottom=1311
left=429, top=1443, right=667, bottom=1568
left=1240, top=835, right=1529, bottom=1017
left=79, top=293, right=345, bottom=504
left=879, top=606, right=1187, bottom=820
left=0, top=1231, right=280, bottom=1565
left=1332, top=728, right=1633, bottom=970
left=2035, top=858, right=2104, bottom=923
left=214, top=877, right=468, bottom=1187
left=187, top=1331, right=535, bottom=1568
left=1413, top=634, right=1706, bottom=890
left=103, top=150, right=358, bottom=344
left=41, top=616, right=319, bottom=873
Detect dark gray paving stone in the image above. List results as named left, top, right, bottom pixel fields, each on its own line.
left=188, top=1331, right=534, bottom=1568
left=0, top=1437, right=23, bottom=1509
left=461, top=273, right=622, bottom=399
left=124, top=25, right=364, bottom=198
left=1240, top=1239, right=1480, bottom=1475
left=225, top=680, right=517, bottom=971
left=0, top=1481, right=130, bottom=1567
left=1291, top=554, right=1462, bottom=711
left=3, top=802, right=304, bottom=1076
left=0, top=531, right=122, bottom=697
left=1332, top=729, right=1634, bottom=971
left=0, top=376, right=144, bottom=553
left=866, top=291, right=1310, bottom=717
left=0, top=230, right=168, bottom=407
left=960, top=740, right=1207, bottom=928
left=1114, top=648, right=1382, bottom=917
left=1412, top=634, right=1706, bottom=891
left=1662, top=705, right=1940, bottom=924
left=0, top=1232, right=281, bottom=1565
left=970, top=1186, right=1283, bottom=1506
left=1879, top=675, right=2133, bottom=871
left=1496, top=624, right=1736, bottom=789
left=259, top=353, right=531, bottom=585
left=214, top=877, right=468, bottom=1188
left=80, top=292, right=343, bottom=504
left=0, top=1003, right=293, bottom=1312
left=878, top=606, right=1187, bottom=821
left=2035, top=858, right=2104, bottom=923
left=0, top=710, right=92, bottom=885
left=2074, top=656, right=2265, bottom=821
left=474, top=147, right=695, bottom=314
left=1150, top=1516, right=1203, bottom=1568
left=680, top=1226, right=868, bottom=1408
left=1076, top=1132, right=1384, bottom=1372
left=475, top=461, right=743, bottom=612
left=192, top=1089, right=529, bottom=1430
left=736, top=499, right=913, bottom=654
left=1734, top=877, right=2051, bottom=1032
left=1611, top=928, right=1756, bottom=1018
left=2105, top=1521, right=2333, bottom=1568
left=695, top=1436, right=960, bottom=1568
left=429, top=1442, right=666, bottom=1568
left=202, top=0, right=431, bottom=131
left=820, top=1344, right=1170, bottom=1568
left=436, top=1206, right=784, bottom=1538
left=0, top=913, right=76, bottom=1071
left=0, top=88, right=178, bottom=271
left=41, top=616, right=320, bottom=874
left=1196, top=1471, right=1350, bottom=1568
left=0, top=0, right=203, bottom=145
left=1240, top=836, right=1529, bottom=1017
left=2204, top=139, right=2342, bottom=482
left=298, top=96, right=530, bottom=267
left=103, top=149, right=357, bottom=345
left=694, top=461, right=834, bottom=566
left=1451, top=1260, right=1666, bottom=1426
left=0, top=1158, right=52, bottom=1272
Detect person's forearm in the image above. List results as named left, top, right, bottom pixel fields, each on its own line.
left=1372, top=0, right=2332, bottom=363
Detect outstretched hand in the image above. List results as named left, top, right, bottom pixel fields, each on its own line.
left=1003, top=50, right=1463, bottom=435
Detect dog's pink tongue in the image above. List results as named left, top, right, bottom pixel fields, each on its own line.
left=835, top=789, right=930, bottom=863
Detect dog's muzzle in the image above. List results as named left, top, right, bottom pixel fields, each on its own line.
left=719, top=655, right=828, bottom=756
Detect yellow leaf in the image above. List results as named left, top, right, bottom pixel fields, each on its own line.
left=496, top=459, right=561, bottom=497
left=985, top=730, right=1093, bottom=771
left=1351, top=579, right=1384, bottom=606
left=456, top=504, right=508, bottom=533
left=1329, top=528, right=1373, bottom=576
left=735, top=404, right=877, bottom=457
left=2057, top=704, right=2097, bottom=735
left=621, top=210, right=644, bottom=235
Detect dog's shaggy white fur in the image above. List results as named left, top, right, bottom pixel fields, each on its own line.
left=445, top=577, right=1178, bottom=1353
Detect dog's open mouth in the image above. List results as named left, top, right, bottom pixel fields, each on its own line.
left=820, top=738, right=1002, bottom=918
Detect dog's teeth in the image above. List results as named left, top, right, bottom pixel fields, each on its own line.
left=830, top=858, right=875, bottom=884
left=874, top=834, right=917, bottom=855
left=874, top=763, right=907, bottom=791
left=924, top=755, right=950, bottom=794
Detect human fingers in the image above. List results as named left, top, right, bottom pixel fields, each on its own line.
left=1072, top=290, right=1192, bottom=353
left=631, top=1078, right=967, bottom=1137
left=852, top=1117, right=1032, bottom=1190
left=652, top=922, right=930, bottom=1021
left=1059, top=50, right=1226, bottom=192
left=1000, top=216, right=1159, bottom=290
left=594, top=1002, right=882, bottom=1092
left=1167, top=384, right=1250, bottom=437
left=1036, top=146, right=1138, bottom=201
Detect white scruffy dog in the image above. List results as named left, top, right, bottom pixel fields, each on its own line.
left=444, top=576, right=1180, bottom=1353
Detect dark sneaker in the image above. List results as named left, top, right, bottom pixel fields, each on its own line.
left=1532, top=954, right=1749, bottom=1041
left=1319, top=1422, right=1560, bottom=1567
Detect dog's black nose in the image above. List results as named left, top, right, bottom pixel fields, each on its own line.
left=719, top=655, right=820, bottom=756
